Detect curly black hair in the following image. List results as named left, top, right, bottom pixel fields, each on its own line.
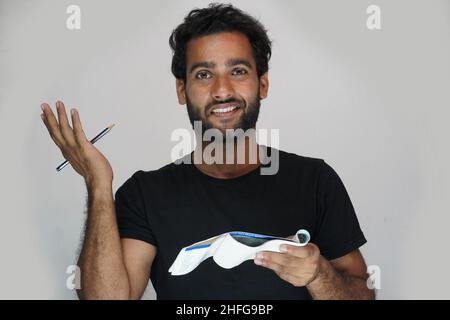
left=169, top=3, right=272, bottom=82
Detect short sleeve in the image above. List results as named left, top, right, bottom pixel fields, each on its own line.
left=114, top=171, right=157, bottom=246
left=313, top=161, right=367, bottom=260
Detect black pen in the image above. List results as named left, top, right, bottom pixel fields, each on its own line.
left=56, top=124, right=115, bottom=172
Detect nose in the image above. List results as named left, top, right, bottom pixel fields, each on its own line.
left=211, top=75, right=234, bottom=102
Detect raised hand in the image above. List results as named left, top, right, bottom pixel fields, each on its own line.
left=40, top=101, right=114, bottom=189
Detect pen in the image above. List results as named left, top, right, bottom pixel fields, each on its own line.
left=56, top=123, right=115, bottom=172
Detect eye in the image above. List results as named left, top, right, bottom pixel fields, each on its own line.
left=232, top=68, right=248, bottom=76
left=196, top=71, right=211, bottom=80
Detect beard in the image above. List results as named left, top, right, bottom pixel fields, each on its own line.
left=185, top=87, right=261, bottom=139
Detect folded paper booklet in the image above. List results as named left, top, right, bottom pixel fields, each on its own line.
left=169, top=229, right=311, bottom=276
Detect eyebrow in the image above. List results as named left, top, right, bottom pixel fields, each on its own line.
left=189, top=59, right=253, bottom=74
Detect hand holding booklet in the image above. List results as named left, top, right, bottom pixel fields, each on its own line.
left=169, top=229, right=311, bottom=276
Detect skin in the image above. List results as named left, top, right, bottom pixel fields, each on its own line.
left=40, top=31, right=374, bottom=299
left=255, top=236, right=375, bottom=299
left=177, top=31, right=269, bottom=179
left=41, top=101, right=156, bottom=299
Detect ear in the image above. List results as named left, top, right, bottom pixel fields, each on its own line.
left=176, top=79, right=186, bottom=105
left=259, top=72, right=269, bottom=100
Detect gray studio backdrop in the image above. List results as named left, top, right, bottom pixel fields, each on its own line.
left=0, top=0, right=449, bottom=299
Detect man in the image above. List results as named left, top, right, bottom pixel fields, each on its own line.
left=40, top=3, right=374, bottom=300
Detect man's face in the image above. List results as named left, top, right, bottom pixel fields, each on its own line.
left=176, top=31, right=269, bottom=135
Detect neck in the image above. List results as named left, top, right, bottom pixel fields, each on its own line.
left=192, top=130, right=263, bottom=179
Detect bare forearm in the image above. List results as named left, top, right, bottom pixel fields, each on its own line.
left=76, top=185, right=130, bottom=299
left=306, top=257, right=375, bottom=300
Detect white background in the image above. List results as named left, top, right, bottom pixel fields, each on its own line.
left=0, top=0, right=449, bottom=299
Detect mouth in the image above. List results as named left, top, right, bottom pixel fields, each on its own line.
left=210, top=102, right=242, bottom=118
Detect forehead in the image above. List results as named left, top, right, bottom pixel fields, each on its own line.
left=185, top=31, right=255, bottom=67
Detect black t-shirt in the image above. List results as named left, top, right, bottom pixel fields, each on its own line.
left=114, top=147, right=367, bottom=299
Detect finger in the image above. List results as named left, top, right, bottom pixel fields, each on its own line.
left=255, top=255, right=302, bottom=279
left=255, top=255, right=286, bottom=274
left=282, top=243, right=317, bottom=259
left=41, top=103, right=65, bottom=147
left=70, top=108, right=88, bottom=145
left=56, top=101, right=76, bottom=146
left=255, top=251, right=296, bottom=268
left=254, top=256, right=306, bottom=286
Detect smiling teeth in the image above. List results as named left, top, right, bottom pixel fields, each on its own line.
left=212, top=105, right=239, bottom=113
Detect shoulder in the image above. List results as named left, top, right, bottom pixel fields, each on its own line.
left=273, top=148, right=347, bottom=191
left=122, top=158, right=192, bottom=191
left=277, top=148, right=324, bottom=166
left=275, top=148, right=326, bottom=175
